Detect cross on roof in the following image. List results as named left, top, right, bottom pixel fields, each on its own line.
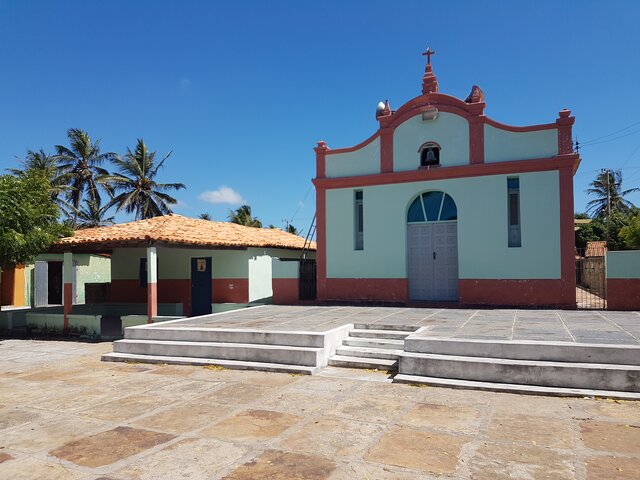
left=422, top=47, right=436, bottom=65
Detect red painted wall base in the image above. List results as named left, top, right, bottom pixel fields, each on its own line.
left=213, top=278, right=248, bottom=304
left=459, top=279, right=576, bottom=308
left=320, top=278, right=408, bottom=303
left=607, top=279, right=640, bottom=311
left=273, top=278, right=299, bottom=305
left=317, top=277, right=577, bottom=308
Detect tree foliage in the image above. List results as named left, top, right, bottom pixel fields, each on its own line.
left=73, top=199, right=115, bottom=229
left=586, top=170, right=638, bottom=219
left=102, top=139, right=185, bottom=220
left=55, top=128, right=116, bottom=214
left=227, top=205, right=262, bottom=228
left=619, top=211, right=640, bottom=249
left=0, top=172, right=70, bottom=268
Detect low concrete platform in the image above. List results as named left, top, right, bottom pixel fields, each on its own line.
left=146, top=305, right=640, bottom=345
left=104, top=305, right=640, bottom=398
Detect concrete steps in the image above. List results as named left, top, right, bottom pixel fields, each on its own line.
left=349, top=329, right=412, bottom=340
left=328, top=355, right=397, bottom=371
left=328, top=325, right=415, bottom=371
left=113, top=339, right=323, bottom=366
left=336, top=345, right=404, bottom=360
left=102, top=352, right=319, bottom=375
left=101, top=323, right=353, bottom=374
left=343, top=338, right=405, bottom=350
left=393, top=374, right=640, bottom=400
left=397, top=336, right=640, bottom=395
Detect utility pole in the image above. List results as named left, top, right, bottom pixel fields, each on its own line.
left=602, top=168, right=611, bottom=243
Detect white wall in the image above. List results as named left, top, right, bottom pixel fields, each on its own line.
left=484, top=124, right=558, bottom=163
left=325, top=136, right=380, bottom=178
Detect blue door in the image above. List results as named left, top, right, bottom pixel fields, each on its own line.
left=191, top=257, right=212, bottom=316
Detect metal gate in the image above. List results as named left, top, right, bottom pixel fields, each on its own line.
left=575, top=248, right=607, bottom=309
left=298, top=259, right=316, bottom=301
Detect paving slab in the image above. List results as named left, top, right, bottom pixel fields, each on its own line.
left=1, top=339, right=640, bottom=480
left=138, top=305, right=640, bottom=346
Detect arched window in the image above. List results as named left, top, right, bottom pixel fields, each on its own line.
left=407, top=191, right=457, bottom=223
left=418, top=142, right=440, bottom=167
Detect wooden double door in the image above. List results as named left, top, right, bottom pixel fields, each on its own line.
left=407, top=222, right=458, bottom=301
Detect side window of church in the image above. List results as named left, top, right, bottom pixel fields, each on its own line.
left=419, top=143, right=440, bottom=167
left=507, top=177, right=521, bottom=248
left=355, top=190, right=364, bottom=250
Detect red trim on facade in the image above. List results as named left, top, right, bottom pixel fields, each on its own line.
left=324, top=132, right=380, bottom=155
left=63, top=283, right=73, bottom=331
left=212, top=278, right=248, bottom=304
left=459, top=279, right=575, bottom=308
left=316, top=187, right=327, bottom=301
left=380, top=128, right=394, bottom=173
left=559, top=165, right=577, bottom=298
left=556, top=110, right=575, bottom=155
left=483, top=116, right=557, bottom=133
left=314, top=141, right=328, bottom=178
left=607, top=279, right=640, bottom=310
left=147, top=282, right=157, bottom=323
left=320, top=278, right=408, bottom=303
left=468, top=116, right=484, bottom=164
left=272, top=278, right=299, bottom=305
left=314, top=154, right=579, bottom=190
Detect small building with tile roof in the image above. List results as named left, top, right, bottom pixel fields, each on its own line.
left=45, top=214, right=315, bottom=328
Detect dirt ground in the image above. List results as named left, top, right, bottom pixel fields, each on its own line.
left=0, top=339, right=639, bottom=479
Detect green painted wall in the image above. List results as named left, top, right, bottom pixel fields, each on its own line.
left=25, top=253, right=111, bottom=305
left=606, top=251, right=640, bottom=279
left=272, top=259, right=299, bottom=279
left=325, top=137, right=380, bottom=178
left=393, top=112, right=470, bottom=171
left=325, top=170, right=561, bottom=279
left=111, top=246, right=309, bottom=281
left=484, top=125, right=558, bottom=163
left=111, top=247, right=250, bottom=280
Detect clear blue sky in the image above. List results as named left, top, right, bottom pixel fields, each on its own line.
left=2, top=0, right=639, bottom=234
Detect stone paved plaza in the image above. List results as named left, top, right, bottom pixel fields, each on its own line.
left=155, top=305, right=640, bottom=345
left=0, top=339, right=639, bottom=479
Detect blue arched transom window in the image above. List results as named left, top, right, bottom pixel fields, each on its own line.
left=407, top=192, right=457, bottom=223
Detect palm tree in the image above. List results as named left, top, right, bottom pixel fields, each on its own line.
left=55, top=129, right=116, bottom=214
left=285, top=223, right=300, bottom=235
left=586, top=170, right=639, bottom=219
left=198, top=212, right=212, bottom=221
left=73, top=198, right=115, bottom=229
left=103, top=139, right=185, bottom=220
left=227, top=205, right=262, bottom=227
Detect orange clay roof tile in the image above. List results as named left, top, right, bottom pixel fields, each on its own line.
left=54, top=214, right=316, bottom=251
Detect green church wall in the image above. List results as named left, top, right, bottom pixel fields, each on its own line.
left=325, top=136, right=380, bottom=178
left=394, top=112, right=470, bottom=171
left=325, top=170, right=561, bottom=280
left=484, top=124, right=558, bottom=163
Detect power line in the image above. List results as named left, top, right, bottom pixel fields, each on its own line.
left=580, top=120, right=640, bottom=145
left=580, top=127, right=640, bottom=147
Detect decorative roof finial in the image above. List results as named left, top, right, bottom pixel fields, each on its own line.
left=421, top=46, right=439, bottom=95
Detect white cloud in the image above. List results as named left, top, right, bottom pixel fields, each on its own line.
left=199, top=186, right=245, bottom=205
left=173, top=199, right=188, bottom=210
left=178, top=77, right=191, bottom=92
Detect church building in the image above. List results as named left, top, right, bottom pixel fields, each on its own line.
left=313, top=49, right=580, bottom=308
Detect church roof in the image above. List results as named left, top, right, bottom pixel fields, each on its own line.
left=50, top=214, right=315, bottom=252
